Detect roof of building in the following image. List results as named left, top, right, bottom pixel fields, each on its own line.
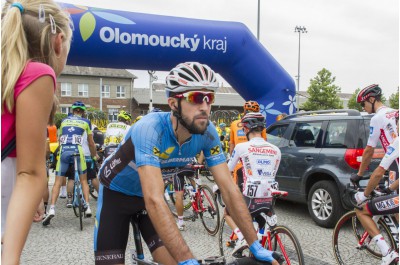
left=62, top=65, right=137, bottom=79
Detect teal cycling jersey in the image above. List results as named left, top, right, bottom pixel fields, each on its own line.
left=98, top=112, right=226, bottom=196
left=58, top=115, right=92, bottom=146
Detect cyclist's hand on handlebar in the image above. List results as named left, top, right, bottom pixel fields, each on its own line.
left=178, top=259, right=200, bottom=265
left=249, top=241, right=277, bottom=264
left=350, top=173, right=363, bottom=187
left=382, top=186, right=395, bottom=195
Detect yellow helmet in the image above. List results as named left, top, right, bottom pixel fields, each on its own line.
left=132, top=115, right=143, bottom=125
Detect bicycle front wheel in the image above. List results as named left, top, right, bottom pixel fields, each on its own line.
left=270, top=225, right=305, bottom=265
left=332, top=210, right=394, bottom=264
left=198, top=185, right=220, bottom=235
left=218, top=217, right=251, bottom=262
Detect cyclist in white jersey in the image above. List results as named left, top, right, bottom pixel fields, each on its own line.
left=354, top=84, right=398, bottom=181
left=226, top=112, right=281, bottom=254
left=103, top=110, right=131, bottom=158
left=352, top=110, right=399, bottom=265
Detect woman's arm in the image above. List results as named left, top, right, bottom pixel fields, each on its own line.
left=2, top=76, right=54, bottom=264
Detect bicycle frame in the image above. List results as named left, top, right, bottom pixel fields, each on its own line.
left=355, top=214, right=399, bottom=251
left=188, top=168, right=216, bottom=216
left=72, top=154, right=86, bottom=208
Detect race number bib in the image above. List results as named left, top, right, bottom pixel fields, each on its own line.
left=244, top=179, right=275, bottom=198
left=59, top=134, right=83, bottom=145
left=72, top=134, right=83, bottom=145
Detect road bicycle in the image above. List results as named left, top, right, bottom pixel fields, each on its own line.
left=219, top=190, right=304, bottom=264
left=71, top=153, right=89, bottom=231
left=164, top=164, right=220, bottom=235
left=130, top=210, right=279, bottom=265
left=332, top=174, right=399, bottom=264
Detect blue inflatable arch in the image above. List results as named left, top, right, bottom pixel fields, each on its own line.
left=61, top=3, right=296, bottom=125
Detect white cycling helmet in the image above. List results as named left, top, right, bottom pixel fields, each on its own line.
left=165, top=62, right=219, bottom=97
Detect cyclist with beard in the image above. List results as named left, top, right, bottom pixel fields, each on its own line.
left=95, top=62, right=280, bottom=265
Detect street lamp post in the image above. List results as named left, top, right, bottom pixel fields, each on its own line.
left=148, top=70, right=158, bottom=112
left=294, top=26, right=307, bottom=112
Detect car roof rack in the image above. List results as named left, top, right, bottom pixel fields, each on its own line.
left=282, top=109, right=361, bottom=120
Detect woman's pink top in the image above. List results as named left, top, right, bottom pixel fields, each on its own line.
left=2, top=62, right=56, bottom=157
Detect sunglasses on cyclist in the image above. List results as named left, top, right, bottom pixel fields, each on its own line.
left=174, top=91, right=215, bottom=104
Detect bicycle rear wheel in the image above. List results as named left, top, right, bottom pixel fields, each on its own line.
left=332, top=210, right=394, bottom=264
left=198, top=185, right=220, bottom=235
left=218, top=217, right=251, bottom=262
left=73, top=186, right=84, bottom=231
left=163, top=181, right=193, bottom=220
left=270, top=225, right=304, bottom=265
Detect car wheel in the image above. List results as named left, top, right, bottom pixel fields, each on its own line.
left=307, top=180, right=345, bottom=228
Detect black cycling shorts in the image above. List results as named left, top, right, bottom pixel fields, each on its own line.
left=65, top=159, right=96, bottom=180
left=94, top=185, right=163, bottom=265
left=366, top=194, right=399, bottom=216
left=226, top=196, right=272, bottom=228
left=173, top=165, right=195, bottom=191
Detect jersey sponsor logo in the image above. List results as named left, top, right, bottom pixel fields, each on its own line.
left=231, top=150, right=236, bottom=158
left=375, top=197, right=399, bottom=211
left=248, top=147, right=278, bottom=155
left=386, top=146, right=395, bottom=156
left=160, top=157, right=193, bottom=164
left=153, top=146, right=175, bottom=159
left=210, top=145, right=221, bottom=155
left=256, top=168, right=272, bottom=177
left=109, top=123, right=128, bottom=129
left=369, top=126, right=373, bottom=135
left=68, top=126, right=75, bottom=132
left=244, top=156, right=250, bottom=163
left=256, top=159, right=271, bottom=166
left=237, top=130, right=245, bottom=136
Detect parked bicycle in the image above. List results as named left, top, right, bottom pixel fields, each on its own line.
left=219, top=190, right=304, bottom=264
left=164, top=163, right=220, bottom=235
left=71, top=153, right=89, bottom=231
left=332, top=174, right=399, bottom=264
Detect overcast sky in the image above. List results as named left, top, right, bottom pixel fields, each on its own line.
left=61, top=0, right=399, bottom=97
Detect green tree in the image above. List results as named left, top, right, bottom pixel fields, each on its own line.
left=347, top=88, right=362, bottom=111
left=54, top=113, right=67, bottom=128
left=301, top=68, right=344, bottom=111
left=389, top=88, right=399, bottom=109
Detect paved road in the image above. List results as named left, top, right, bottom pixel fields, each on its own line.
left=21, top=173, right=338, bottom=265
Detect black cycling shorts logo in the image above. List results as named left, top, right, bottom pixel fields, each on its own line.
left=210, top=145, right=220, bottom=155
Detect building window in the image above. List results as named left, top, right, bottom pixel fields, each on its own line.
left=116, top=86, right=125, bottom=98
left=102, top=85, right=110, bottom=98
left=108, top=108, right=118, bottom=122
left=60, top=107, right=70, bottom=114
left=140, top=109, right=148, bottom=115
left=78, top=84, right=89, bottom=97
left=61, top=83, right=72, bottom=97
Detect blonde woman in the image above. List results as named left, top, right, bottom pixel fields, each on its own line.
left=1, top=0, right=72, bottom=263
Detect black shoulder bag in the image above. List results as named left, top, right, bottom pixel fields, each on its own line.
left=1, top=137, right=16, bottom=162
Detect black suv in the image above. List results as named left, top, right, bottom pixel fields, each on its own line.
left=266, top=109, right=384, bottom=228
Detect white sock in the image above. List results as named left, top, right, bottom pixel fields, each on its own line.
left=373, top=234, right=390, bottom=256
left=178, top=216, right=184, bottom=226
left=234, top=228, right=244, bottom=241
left=61, top=186, right=66, bottom=193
